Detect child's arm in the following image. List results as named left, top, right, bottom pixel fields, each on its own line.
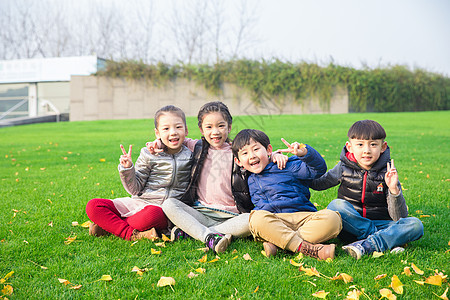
left=278, top=138, right=327, bottom=180
left=146, top=137, right=198, bottom=153
left=385, top=159, right=408, bottom=220
left=310, top=163, right=342, bottom=190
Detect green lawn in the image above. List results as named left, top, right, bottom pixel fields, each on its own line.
left=1, top=111, right=449, bottom=299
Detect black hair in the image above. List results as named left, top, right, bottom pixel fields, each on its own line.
left=197, top=101, right=232, bottom=128
left=154, top=105, right=186, bottom=128
left=347, top=120, right=386, bottom=140
left=232, top=129, right=271, bottom=158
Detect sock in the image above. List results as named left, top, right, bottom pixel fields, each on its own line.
left=296, top=242, right=303, bottom=252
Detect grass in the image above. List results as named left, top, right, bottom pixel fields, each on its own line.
left=1, top=111, right=449, bottom=299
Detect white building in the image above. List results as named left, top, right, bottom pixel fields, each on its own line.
left=0, top=56, right=105, bottom=124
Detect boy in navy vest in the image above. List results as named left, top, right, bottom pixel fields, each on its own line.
left=232, top=129, right=342, bottom=260
left=311, top=120, right=423, bottom=259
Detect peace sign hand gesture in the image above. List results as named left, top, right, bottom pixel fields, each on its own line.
left=385, top=159, right=400, bottom=195
left=278, top=138, right=308, bottom=157
left=119, top=144, right=133, bottom=168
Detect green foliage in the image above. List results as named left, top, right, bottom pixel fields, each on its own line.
left=97, top=59, right=450, bottom=113
left=1, top=112, right=449, bottom=299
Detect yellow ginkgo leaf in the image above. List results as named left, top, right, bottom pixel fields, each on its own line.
left=332, top=273, right=353, bottom=284
left=196, top=247, right=209, bottom=253
left=162, top=234, right=171, bottom=242
left=411, top=263, right=424, bottom=275
left=58, top=278, right=71, bottom=285
left=413, top=280, right=425, bottom=285
left=154, top=242, right=166, bottom=247
left=435, top=287, right=448, bottom=300
left=198, top=254, right=207, bottom=263
left=187, top=272, right=198, bottom=279
left=1, top=284, right=13, bottom=296
left=425, top=275, right=442, bottom=286
left=81, top=221, right=92, bottom=228
left=374, top=274, right=387, bottom=280
left=390, top=275, right=404, bottom=294
left=289, top=259, right=303, bottom=267
left=157, top=276, right=175, bottom=288
left=70, top=285, right=83, bottom=290
left=195, top=268, right=206, bottom=274
left=253, top=286, right=259, bottom=293
left=345, top=289, right=361, bottom=300
left=1, top=271, right=14, bottom=283
left=261, top=250, right=269, bottom=258
left=99, top=275, right=112, bottom=281
left=294, top=252, right=304, bottom=260
left=243, top=253, right=253, bottom=261
left=312, top=290, right=329, bottom=298
left=402, top=267, right=412, bottom=276
left=372, top=251, right=384, bottom=258
left=64, top=236, right=77, bottom=245
left=208, top=258, right=219, bottom=263
left=151, top=248, right=161, bottom=255
left=300, top=266, right=321, bottom=277
left=380, top=288, right=396, bottom=300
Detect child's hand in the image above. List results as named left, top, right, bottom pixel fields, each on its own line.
left=119, top=144, right=133, bottom=168
left=271, top=151, right=288, bottom=169
left=279, top=138, right=307, bottom=157
left=385, top=159, right=400, bottom=195
left=146, top=139, right=164, bottom=155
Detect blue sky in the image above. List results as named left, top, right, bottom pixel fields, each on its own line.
left=253, top=0, right=450, bottom=75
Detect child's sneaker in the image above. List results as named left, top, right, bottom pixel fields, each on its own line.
left=263, top=242, right=278, bottom=257
left=170, top=226, right=191, bottom=241
left=130, top=228, right=159, bottom=241
left=298, top=241, right=335, bottom=260
left=342, top=239, right=374, bottom=259
left=89, top=223, right=110, bottom=237
left=205, top=233, right=232, bottom=253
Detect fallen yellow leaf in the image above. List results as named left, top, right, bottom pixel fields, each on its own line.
left=390, top=275, right=403, bottom=294
left=261, top=250, right=268, bottom=258
left=312, top=290, right=329, bottom=298
left=243, top=253, right=253, bottom=261
left=81, top=221, right=92, bottom=228
left=154, top=242, right=166, bottom=247
left=195, top=268, right=206, bottom=274
left=187, top=272, right=198, bottom=278
left=425, top=275, right=443, bottom=286
left=157, top=276, right=175, bottom=288
left=300, top=266, right=321, bottom=277
left=374, top=274, right=387, bottom=280
left=372, top=251, right=384, bottom=258
left=196, top=247, right=209, bottom=252
left=151, top=248, right=161, bottom=255
left=332, top=273, right=353, bottom=283
left=208, top=258, right=219, bottom=263
left=69, top=285, right=82, bottom=290
left=58, top=278, right=71, bottom=285
left=402, top=267, right=412, bottom=276
left=253, top=286, right=259, bottom=293
left=162, top=234, right=171, bottom=242
left=0, top=271, right=14, bottom=283
left=99, top=275, right=112, bottom=281
left=289, top=259, right=303, bottom=267
left=380, top=288, right=396, bottom=300
left=345, top=289, right=361, bottom=300
left=434, top=287, right=448, bottom=300
left=413, top=280, right=425, bottom=285
left=1, top=284, right=13, bottom=296
left=72, top=221, right=79, bottom=226
left=411, top=263, right=424, bottom=275
left=64, top=236, right=77, bottom=245
left=198, top=254, right=207, bottom=263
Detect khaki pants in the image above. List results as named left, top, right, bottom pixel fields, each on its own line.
left=249, top=209, right=342, bottom=252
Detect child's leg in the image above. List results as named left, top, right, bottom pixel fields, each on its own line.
left=126, top=205, right=168, bottom=232
left=162, top=198, right=220, bottom=242
left=327, top=199, right=376, bottom=240
left=86, top=198, right=134, bottom=240
left=210, top=213, right=251, bottom=238
left=292, top=209, right=342, bottom=244
left=366, top=217, right=424, bottom=252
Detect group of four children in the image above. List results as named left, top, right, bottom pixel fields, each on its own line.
left=86, top=101, right=424, bottom=260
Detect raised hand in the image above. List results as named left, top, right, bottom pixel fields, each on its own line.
left=385, top=159, right=400, bottom=195
left=119, top=144, right=133, bottom=168
left=271, top=151, right=288, bottom=169
left=146, top=139, right=164, bottom=155
left=278, top=138, right=307, bottom=157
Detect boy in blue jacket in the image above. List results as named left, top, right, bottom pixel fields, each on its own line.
left=311, top=120, right=424, bottom=259
left=232, top=129, right=342, bottom=260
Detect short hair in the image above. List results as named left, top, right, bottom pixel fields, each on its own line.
left=347, top=120, right=386, bottom=140
left=232, top=129, right=271, bottom=158
left=197, top=101, right=232, bottom=128
left=154, top=105, right=186, bottom=128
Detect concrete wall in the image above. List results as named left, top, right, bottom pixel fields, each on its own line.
left=70, top=75, right=348, bottom=121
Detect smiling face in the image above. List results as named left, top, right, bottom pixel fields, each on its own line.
left=346, top=138, right=387, bottom=170
left=234, top=139, right=273, bottom=174
left=154, top=112, right=188, bottom=154
left=199, top=112, right=231, bottom=149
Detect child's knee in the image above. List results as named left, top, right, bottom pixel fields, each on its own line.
left=249, top=210, right=271, bottom=231
left=408, top=217, right=424, bottom=239
left=326, top=199, right=347, bottom=211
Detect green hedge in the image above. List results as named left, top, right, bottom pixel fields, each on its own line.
left=96, top=59, right=450, bottom=112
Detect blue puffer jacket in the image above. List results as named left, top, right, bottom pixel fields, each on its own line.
left=248, top=144, right=327, bottom=213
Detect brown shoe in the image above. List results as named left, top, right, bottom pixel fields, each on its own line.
left=299, top=241, right=335, bottom=260
left=263, top=242, right=278, bottom=257
left=130, top=228, right=158, bottom=241
left=89, top=223, right=110, bottom=237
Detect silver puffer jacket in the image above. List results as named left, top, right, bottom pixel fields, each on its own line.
left=118, top=146, right=193, bottom=205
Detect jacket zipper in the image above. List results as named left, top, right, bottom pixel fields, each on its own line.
left=361, top=171, right=367, bottom=218
left=255, top=175, right=274, bottom=212
left=164, top=154, right=176, bottom=200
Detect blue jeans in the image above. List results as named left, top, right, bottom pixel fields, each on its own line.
left=327, top=199, right=424, bottom=252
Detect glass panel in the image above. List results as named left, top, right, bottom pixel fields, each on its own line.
left=0, top=84, right=29, bottom=119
